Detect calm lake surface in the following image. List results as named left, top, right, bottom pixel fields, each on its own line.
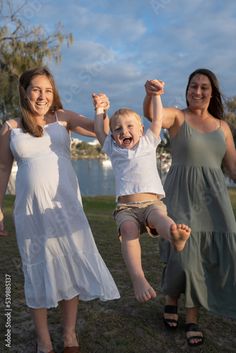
left=71, top=159, right=115, bottom=196
left=8, top=158, right=235, bottom=197
left=72, top=159, right=236, bottom=197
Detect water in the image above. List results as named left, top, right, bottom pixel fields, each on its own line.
left=71, top=159, right=115, bottom=196
left=8, top=159, right=235, bottom=197
left=72, top=159, right=236, bottom=196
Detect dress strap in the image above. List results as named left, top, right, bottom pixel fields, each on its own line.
left=55, top=111, right=67, bottom=128
left=55, top=111, right=59, bottom=122
left=5, top=121, right=13, bottom=130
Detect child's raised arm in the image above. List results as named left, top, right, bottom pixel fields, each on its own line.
left=92, top=93, right=110, bottom=146
left=144, top=80, right=165, bottom=137
left=149, top=81, right=164, bottom=138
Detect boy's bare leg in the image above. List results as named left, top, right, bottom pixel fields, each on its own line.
left=31, top=308, right=53, bottom=352
left=147, top=210, right=191, bottom=251
left=120, top=220, right=156, bottom=303
left=61, top=296, right=79, bottom=348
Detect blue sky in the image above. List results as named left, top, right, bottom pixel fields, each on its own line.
left=18, top=0, right=236, bottom=136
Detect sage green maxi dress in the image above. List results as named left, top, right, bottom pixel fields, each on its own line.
left=160, top=120, right=236, bottom=319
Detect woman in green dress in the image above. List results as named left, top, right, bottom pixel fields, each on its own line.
left=143, top=68, right=236, bottom=346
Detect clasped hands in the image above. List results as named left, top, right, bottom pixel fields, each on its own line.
left=145, top=79, right=165, bottom=96
left=92, top=93, right=110, bottom=114
left=92, top=79, right=164, bottom=112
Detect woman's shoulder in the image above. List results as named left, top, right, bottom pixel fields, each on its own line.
left=55, top=109, right=91, bottom=130
left=162, top=106, right=184, bottom=130
left=53, top=109, right=68, bottom=127
left=170, top=107, right=185, bottom=127
left=4, top=118, right=22, bottom=129
left=57, top=109, right=85, bottom=119
left=220, top=119, right=233, bottom=137
left=55, top=109, right=86, bottom=129
left=220, top=119, right=230, bottom=128
left=55, top=109, right=76, bottom=122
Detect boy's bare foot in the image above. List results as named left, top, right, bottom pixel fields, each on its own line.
left=170, top=223, right=191, bottom=251
left=132, top=276, right=157, bottom=303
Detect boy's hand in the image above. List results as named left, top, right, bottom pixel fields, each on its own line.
left=92, top=93, right=110, bottom=112
left=145, top=79, right=165, bottom=96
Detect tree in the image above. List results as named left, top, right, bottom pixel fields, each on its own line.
left=0, top=0, right=73, bottom=122
left=224, top=96, right=236, bottom=144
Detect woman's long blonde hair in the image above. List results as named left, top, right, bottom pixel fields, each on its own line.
left=19, top=67, right=63, bottom=137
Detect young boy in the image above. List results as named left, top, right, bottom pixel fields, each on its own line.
left=93, top=84, right=191, bottom=303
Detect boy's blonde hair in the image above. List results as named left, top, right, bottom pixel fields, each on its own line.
left=110, top=108, right=143, bottom=131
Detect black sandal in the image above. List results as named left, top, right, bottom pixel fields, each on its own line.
left=163, top=305, right=178, bottom=329
left=185, top=322, right=204, bottom=346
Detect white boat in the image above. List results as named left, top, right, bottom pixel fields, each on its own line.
left=101, top=158, right=112, bottom=169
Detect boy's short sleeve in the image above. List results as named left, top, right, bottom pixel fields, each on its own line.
left=144, top=128, right=161, bottom=147
left=102, top=133, right=112, bottom=157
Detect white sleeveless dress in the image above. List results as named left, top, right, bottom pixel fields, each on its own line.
left=7, top=117, right=120, bottom=308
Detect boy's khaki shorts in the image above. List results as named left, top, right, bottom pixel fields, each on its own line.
left=113, top=199, right=167, bottom=237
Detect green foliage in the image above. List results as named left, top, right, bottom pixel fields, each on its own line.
left=225, top=112, right=236, bottom=144
left=73, top=141, right=106, bottom=159
left=224, top=96, right=236, bottom=143
left=226, top=97, right=236, bottom=114
left=0, top=0, right=73, bottom=121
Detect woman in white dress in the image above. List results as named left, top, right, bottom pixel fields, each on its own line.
left=0, top=67, right=120, bottom=353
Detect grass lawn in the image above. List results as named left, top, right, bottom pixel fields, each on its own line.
left=1, top=192, right=236, bottom=353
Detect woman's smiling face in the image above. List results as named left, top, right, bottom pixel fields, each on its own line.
left=26, top=75, right=54, bottom=117
left=186, top=74, right=212, bottom=110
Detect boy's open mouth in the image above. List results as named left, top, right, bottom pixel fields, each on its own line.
left=123, top=137, right=132, bottom=145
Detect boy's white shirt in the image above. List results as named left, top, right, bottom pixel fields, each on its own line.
left=102, top=128, right=165, bottom=200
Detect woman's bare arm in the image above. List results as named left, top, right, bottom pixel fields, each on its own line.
left=0, top=123, right=14, bottom=235
left=143, top=80, right=181, bottom=129
left=222, top=120, right=236, bottom=180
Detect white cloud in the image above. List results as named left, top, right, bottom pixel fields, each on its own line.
left=40, top=0, right=236, bottom=121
